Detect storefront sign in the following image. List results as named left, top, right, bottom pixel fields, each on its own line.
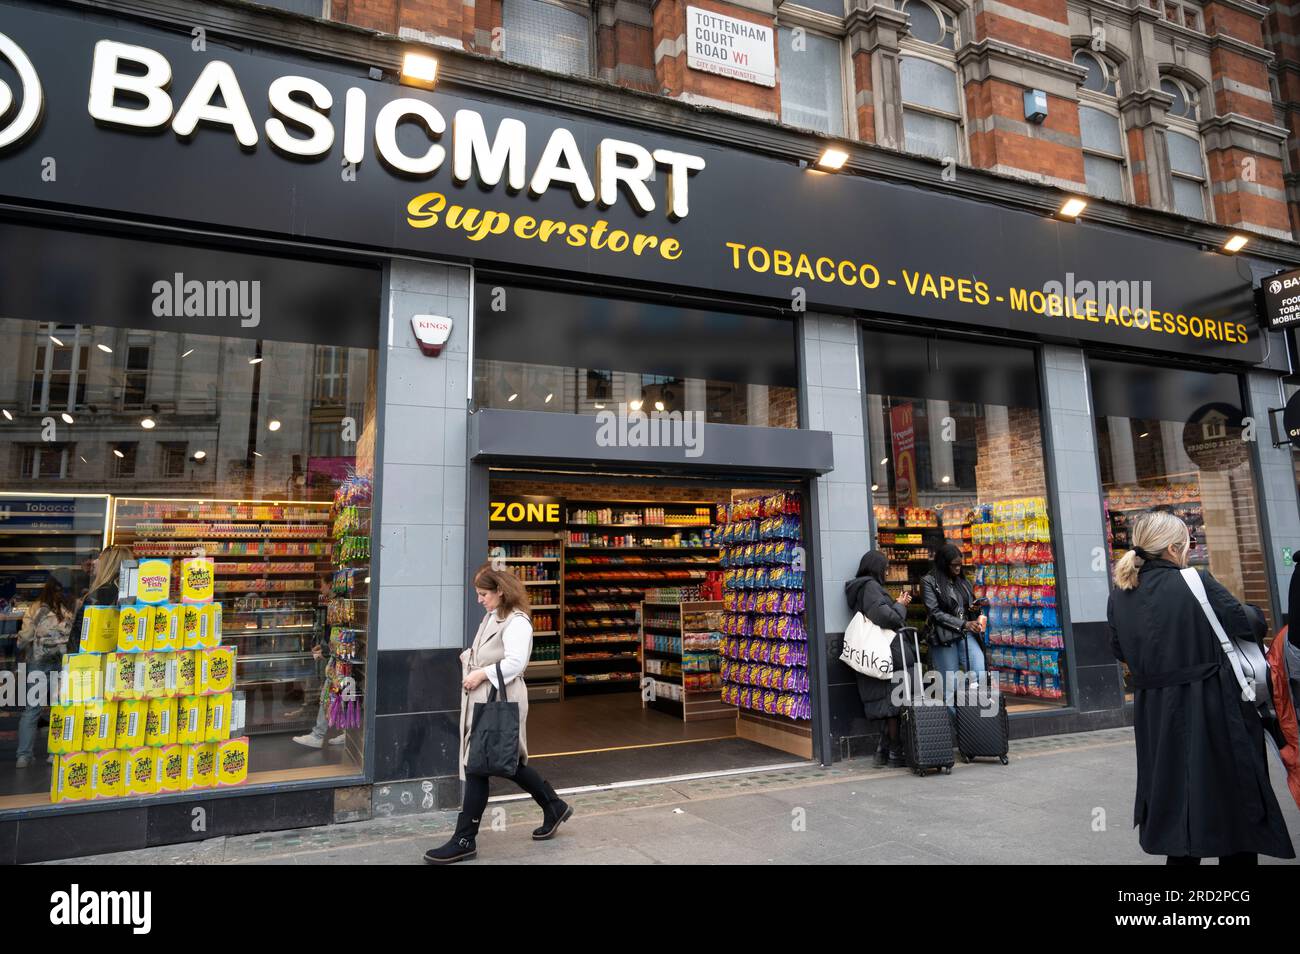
left=1182, top=402, right=1248, bottom=471
left=1261, top=267, right=1300, bottom=329
left=890, top=404, right=918, bottom=506
left=488, top=495, right=564, bottom=529
left=0, top=3, right=1265, bottom=364
left=685, top=7, right=776, bottom=87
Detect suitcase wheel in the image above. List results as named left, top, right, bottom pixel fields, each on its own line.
left=942, top=766, right=952, bottom=775
left=999, top=756, right=1009, bottom=765
left=959, top=754, right=970, bottom=764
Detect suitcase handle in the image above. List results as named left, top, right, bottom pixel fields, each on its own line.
left=898, top=626, right=922, bottom=704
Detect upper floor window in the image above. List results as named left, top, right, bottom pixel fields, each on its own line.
left=1075, top=50, right=1129, bottom=203
left=502, top=0, right=593, bottom=76
left=900, top=0, right=958, bottom=50
left=29, top=324, right=88, bottom=413
left=1161, top=77, right=1209, bottom=220
left=899, top=1, right=963, bottom=160
left=778, top=26, right=848, bottom=135
left=1146, top=0, right=1204, bottom=33
left=255, top=0, right=329, bottom=16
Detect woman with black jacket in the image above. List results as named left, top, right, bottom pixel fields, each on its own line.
left=1108, top=510, right=1293, bottom=864
left=921, top=542, right=986, bottom=710
left=845, top=551, right=915, bottom=767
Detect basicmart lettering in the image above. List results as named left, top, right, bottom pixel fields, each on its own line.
left=49, top=884, right=152, bottom=934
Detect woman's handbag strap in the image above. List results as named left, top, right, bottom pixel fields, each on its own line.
left=487, top=661, right=506, bottom=702
left=1181, top=567, right=1256, bottom=703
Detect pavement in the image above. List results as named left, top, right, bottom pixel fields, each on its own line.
left=45, top=728, right=1300, bottom=864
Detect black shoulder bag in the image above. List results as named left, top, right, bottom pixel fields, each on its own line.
left=466, top=661, right=521, bottom=777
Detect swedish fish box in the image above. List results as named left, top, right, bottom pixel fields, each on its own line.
left=92, top=749, right=124, bottom=800
left=204, top=692, right=232, bottom=742
left=141, top=651, right=176, bottom=699
left=186, top=742, right=217, bottom=790
left=136, top=558, right=172, bottom=605
left=80, top=699, right=117, bottom=752
left=47, top=703, right=83, bottom=754
left=117, top=604, right=154, bottom=652
left=177, top=696, right=207, bottom=745
left=174, top=650, right=197, bottom=696
left=145, top=697, right=177, bottom=746
left=181, top=557, right=215, bottom=605
left=61, top=652, right=105, bottom=704
left=115, top=699, right=147, bottom=749
left=104, top=652, right=144, bottom=701
left=157, top=743, right=186, bottom=792
left=151, top=604, right=181, bottom=652
left=79, top=605, right=119, bottom=653
left=199, top=646, right=236, bottom=696
left=50, top=752, right=93, bottom=803
left=217, top=737, right=250, bottom=787
left=125, top=747, right=157, bottom=796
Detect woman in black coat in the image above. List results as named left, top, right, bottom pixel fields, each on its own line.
left=845, top=551, right=915, bottom=767
left=1108, top=510, right=1294, bottom=864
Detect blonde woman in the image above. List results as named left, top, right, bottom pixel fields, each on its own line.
left=1107, top=510, right=1293, bottom=864
left=424, top=564, right=572, bottom=864
left=67, top=544, right=132, bottom=654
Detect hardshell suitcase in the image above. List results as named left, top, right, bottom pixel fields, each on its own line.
left=953, top=639, right=1009, bottom=764
left=898, top=628, right=953, bottom=776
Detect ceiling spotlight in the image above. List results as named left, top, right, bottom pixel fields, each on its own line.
left=1222, top=234, right=1248, bottom=254
left=181, top=349, right=194, bottom=358
left=1, top=409, right=11, bottom=421
left=49, top=334, right=64, bottom=346
left=816, top=147, right=850, bottom=171
left=97, top=343, right=113, bottom=354
left=249, top=357, right=263, bottom=365
left=941, top=475, right=951, bottom=483
left=268, top=419, right=282, bottom=432
left=544, top=393, right=554, bottom=404
left=654, top=401, right=665, bottom=411
left=630, top=399, right=644, bottom=411
left=141, top=418, right=156, bottom=429
left=253, top=451, right=263, bottom=458
left=1057, top=197, right=1088, bottom=220
left=594, top=403, right=606, bottom=410
left=871, top=484, right=879, bottom=492
left=507, top=393, right=518, bottom=402
left=193, top=450, right=207, bottom=460
left=112, top=449, right=125, bottom=459
left=880, top=457, right=889, bottom=466
left=1138, top=431, right=1149, bottom=438
left=61, top=412, right=73, bottom=424
left=400, top=51, right=439, bottom=89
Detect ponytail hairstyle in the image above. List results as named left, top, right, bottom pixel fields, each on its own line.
left=472, top=563, right=532, bottom=621
left=1113, top=510, right=1190, bottom=591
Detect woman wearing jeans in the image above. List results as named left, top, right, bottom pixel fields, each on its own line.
left=16, top=578, right=73, bottom=768
left=921, top=542, right=986, bottom=710
left=424, top=564, right=573, bottom=864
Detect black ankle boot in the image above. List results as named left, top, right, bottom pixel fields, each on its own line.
left=424, top=812, right=479, bottom=864
left=872, top=741, right=889, bottom=767
left=532, top=799, right=573, bottom=840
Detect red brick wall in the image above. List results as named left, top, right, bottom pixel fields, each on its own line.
left=652, top=0, right=780, bottom=116
left=974, top=407, right=1048, bottom=500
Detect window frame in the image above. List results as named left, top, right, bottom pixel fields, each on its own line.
left=898, top=49, right=967, bottom=163
left=500, top=0, right=597, bottom=78
left=29, top=324, right=88, bottom=414
left=1161, top=76, right=1212, bottom=222
left=1074, top=49, right=1132, bottom=204
left=775, top=9, right=854, bottom=139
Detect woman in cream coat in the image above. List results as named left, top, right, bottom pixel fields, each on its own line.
left=424, top=563, right=573, bottom=864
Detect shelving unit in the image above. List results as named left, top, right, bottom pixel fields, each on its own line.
left=488, top=532, right=565, bottom=701
left=563, top=500, right=720, bottom=695
left=324, top=476, right=371, bottom=742
left=111, top=497, right=332, bottom=735
left=641, top=600, right=731, bottom=722
left=1104, top=485, right=1209, bottom=568
left=874, top=516, right=945, bottom=633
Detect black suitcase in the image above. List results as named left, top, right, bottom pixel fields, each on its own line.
left=953, top=639, right=1009, bottom=764
left=897, top=628, right=953, bottom=776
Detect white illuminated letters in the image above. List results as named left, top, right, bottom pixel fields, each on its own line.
left=266, top=76, right=334, bottom=157
left=87, top=40, right=173, bottom=129
left=373, top=97, right=445, bottom=175
left=597, top=139, right=656, bottom=211
left=452, top=110, right=526, bottom=191
left=530, top=127, right=596, bottom=204
left=172, top=61, right=258, bottom=148
left=343, top=87, right=367, bottom=166
left=653, top=149, right=708, bottom=219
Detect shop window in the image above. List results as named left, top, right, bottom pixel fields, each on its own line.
left=29, top=325, right=89, bottom=412
left=1075, top=50, right=1129, bottom=203
left=899, top=54, right=963, bottom=161
left=111, top=442, right=137, bottom=478
left=502, top=0, right=593, bottom=76
left=1091, top=359, right=1272, bottom=638
left=473, top=284, right=800, bottom=427
left=777, top=26, right=847, bottom=136
left=864, top=330, right=1067, bottom=708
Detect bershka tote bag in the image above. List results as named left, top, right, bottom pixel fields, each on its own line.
left=466, top=661, right=521, bottom=777
left=840, top=610, right=897, bottom=680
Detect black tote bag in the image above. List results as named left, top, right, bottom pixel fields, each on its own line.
left=466, top=662, right=521, bottom=777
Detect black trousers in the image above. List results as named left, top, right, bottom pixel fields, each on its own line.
left=461, top=762, right=554, bottom=836
left=1166, top=853, right=1258, bottom=866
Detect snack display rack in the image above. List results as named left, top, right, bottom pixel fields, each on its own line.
left=111, top=498, right=331, bottom=735
left=325, top=475, right=370, bottom=735
left=562, top=500, right=720, bottom=695
left=640, top=600, right=730, bottom=722
left=873, top=504, right=945, bottom=634
left=718, top=491, right=813, bottom=758
left=488, top=528, right=565, bottom=701
left=1104, top=483, right=1209, bottom=568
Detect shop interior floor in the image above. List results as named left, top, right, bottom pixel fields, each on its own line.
left=527, top=691, right=738, bottom=757
left=507, top=737, right=800, bottom=794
